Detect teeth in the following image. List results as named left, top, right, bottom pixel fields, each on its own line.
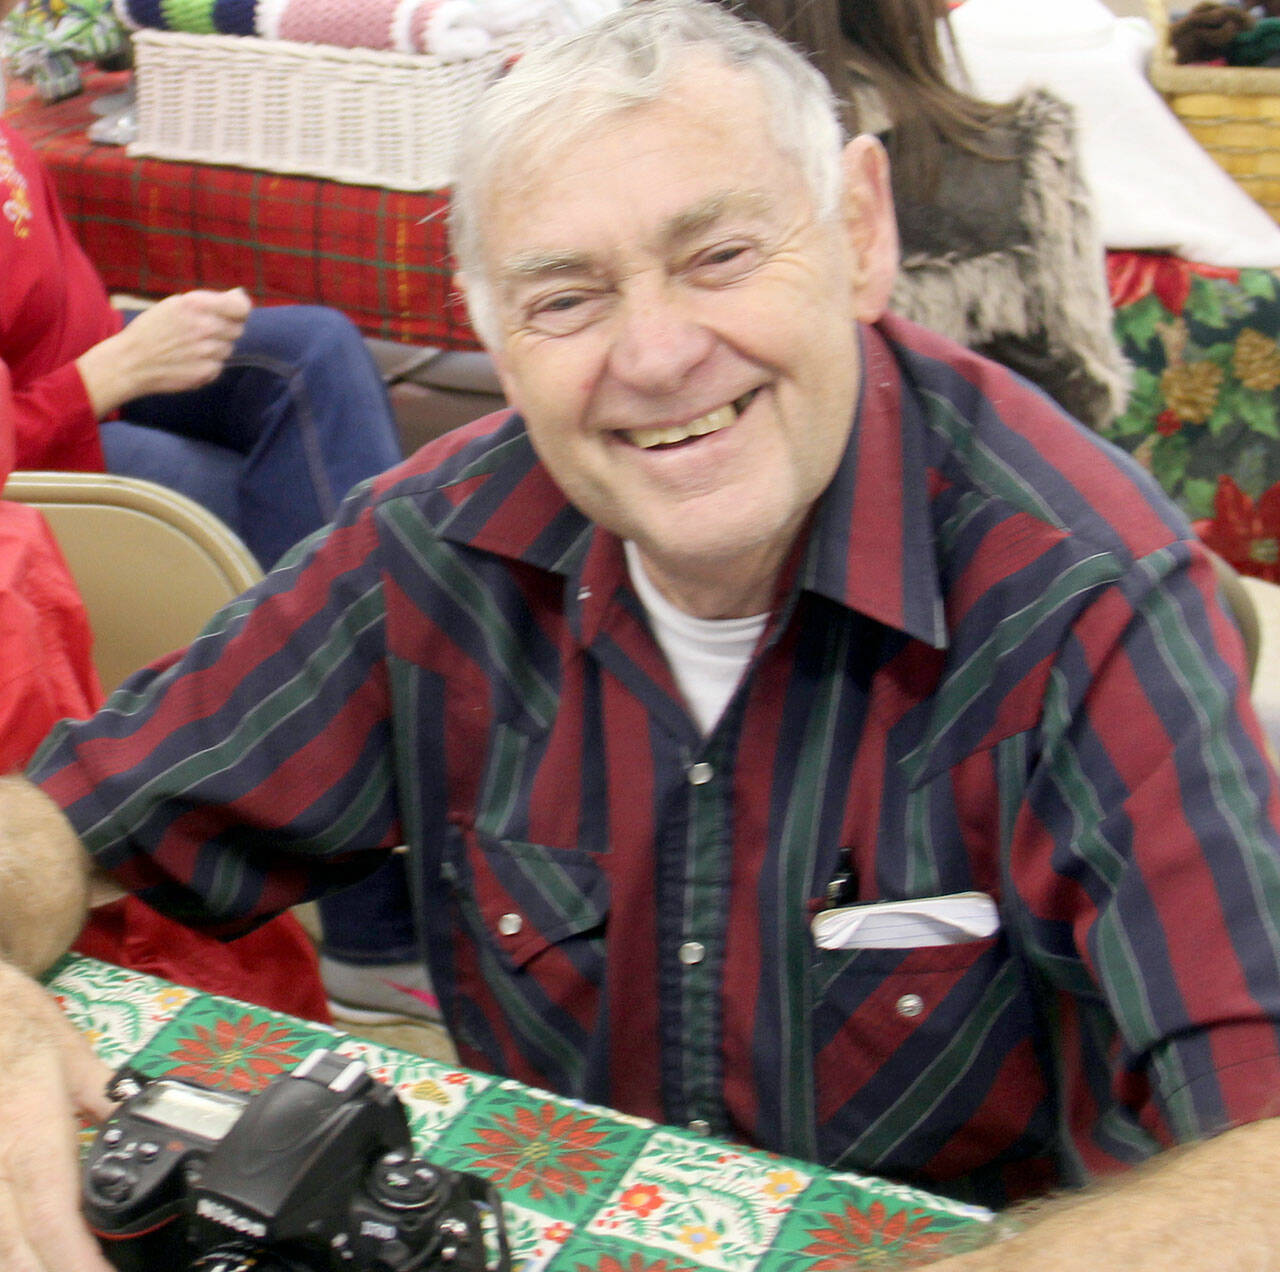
left=627, top=402, right=738, bottom=450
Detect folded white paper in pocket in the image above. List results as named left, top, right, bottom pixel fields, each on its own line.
left=811, top=891, right=999, bottom=951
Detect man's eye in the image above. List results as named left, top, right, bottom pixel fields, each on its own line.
left=690, top=243, right=759, bottom=282
left=527, top=292, right=604, bottom=335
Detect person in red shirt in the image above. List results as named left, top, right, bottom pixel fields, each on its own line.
left=2, top=52, right=406, bottom=1012
left=0, top=110, right=402, bottom=569
left=0, top=359, right=101, bottom=765
left=0, top=354, right=330, bottom=1018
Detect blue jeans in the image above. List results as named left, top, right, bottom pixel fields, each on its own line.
left=100, top=305, right=402, bottom=570
left=317, top=854, right=420, bottom=965
left=102, top=302, right=414, bottom=961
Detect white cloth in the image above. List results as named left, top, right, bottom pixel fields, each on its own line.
left=1241, top=576, right=1280, bottom=761
left=950, top=0, right=1280, bottom=267
left=624, top=542, right=765, bottom=737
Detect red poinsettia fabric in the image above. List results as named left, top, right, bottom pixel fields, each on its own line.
left=1194, top=475, right=1280, bottom=585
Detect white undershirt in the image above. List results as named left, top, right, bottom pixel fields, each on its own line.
left=624, top=541, right=767, bottom=736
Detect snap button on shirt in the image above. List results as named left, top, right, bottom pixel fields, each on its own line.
left=497, top=912, right=524, bottom=937
left=896, top=993, right=925, bottom=1019
left=678, top=941, right=706, bottom=966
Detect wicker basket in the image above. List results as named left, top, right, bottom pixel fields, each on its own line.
left=1145, top=0, right=1280, bottom=222
left=127, top=26, right=548, bottom=190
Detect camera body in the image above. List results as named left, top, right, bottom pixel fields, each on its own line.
left=83, top=1048, right=508, bottom=1272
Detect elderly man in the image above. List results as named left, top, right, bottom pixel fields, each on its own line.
left=5, top=3, right=1280, bottom=1268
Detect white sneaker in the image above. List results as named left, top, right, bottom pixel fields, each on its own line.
left=320, top=957, right=443, bottom=1025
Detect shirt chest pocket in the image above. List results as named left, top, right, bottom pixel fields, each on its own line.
left=810, top=936, right=1049, bottom=1184
left=445, top=825, right=610, bottom=975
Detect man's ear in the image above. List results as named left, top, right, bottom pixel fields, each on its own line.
left=839, top=134, right=899, bottom=323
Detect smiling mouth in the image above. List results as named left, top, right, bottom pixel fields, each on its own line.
left=624, top=389, right=759, bottom=450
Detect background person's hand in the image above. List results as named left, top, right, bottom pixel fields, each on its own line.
left=76, top=287, right=252, bottom=418
left=0, top=961, right=115, bottom=1271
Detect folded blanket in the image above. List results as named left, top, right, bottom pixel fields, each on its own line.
left=113, top=0, right=620, bottom=57
left=951, top=0, right=1280, bottom=268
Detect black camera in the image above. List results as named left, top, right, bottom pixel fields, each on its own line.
left=82, top=1048, right=511, bottom=1272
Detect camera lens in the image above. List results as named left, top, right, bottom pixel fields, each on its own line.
left=188, top=1246, right=308, bottom=1272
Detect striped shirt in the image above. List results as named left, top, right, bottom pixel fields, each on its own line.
left=32, top=314, right=1280, bottom=1207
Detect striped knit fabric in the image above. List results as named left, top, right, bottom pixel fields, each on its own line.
left=30, top=313, right=1280, bottom=1209
left=116, top=0, right=547, bottom=50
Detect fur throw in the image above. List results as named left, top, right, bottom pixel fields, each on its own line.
left=886, top=88, right=1130, bottom=430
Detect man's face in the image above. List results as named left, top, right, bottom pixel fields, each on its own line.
left=474, top=61, right=894, bottom=616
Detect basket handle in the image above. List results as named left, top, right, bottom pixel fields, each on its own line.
left=1143, top=0, right=1169, bottom=41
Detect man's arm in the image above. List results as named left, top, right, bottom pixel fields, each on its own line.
left=0, top=775, right=121, bottom=1270
left=924, top=539, right=1280, bottom=1268
left=928, top=1117, right=1280, bottom=1269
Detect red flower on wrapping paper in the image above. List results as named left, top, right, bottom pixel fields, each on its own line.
left=464, top=1102, right=611, bottom=1198
left=1155, top=408, right=1183, bottom=437
left=616, top=1182, right=667, bottom=1217
left=1106, top=251, right=1240, bottom=314
left=1194, top=475, right=1280, bottom=583
left=801, top=1200, right=945, bottom=1269
left=575, top=1256, right=684, bottom=1272
left=164, top=1016, right=306, bottom=1092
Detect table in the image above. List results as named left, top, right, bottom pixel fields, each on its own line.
left=47, top=953, right=990, bottom=1271
left=2, top=71, right=481, bottom=349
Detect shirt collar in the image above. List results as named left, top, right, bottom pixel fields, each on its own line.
left=434, top=320, right=947, bottom=650
left=799, top=322, right=947, bottom=648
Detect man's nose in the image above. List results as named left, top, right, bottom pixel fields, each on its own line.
left=605, top=283, right=715, bottom=393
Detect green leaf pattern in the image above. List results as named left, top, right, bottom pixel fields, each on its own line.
left=1105, top=269, right=1280, bottom=525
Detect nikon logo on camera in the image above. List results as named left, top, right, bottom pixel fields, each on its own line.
left=196, top=1198, right=268, bottom=1239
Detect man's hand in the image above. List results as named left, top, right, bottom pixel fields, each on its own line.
left=920, top=1119, right=1280, bottom=1270
left=76, top=287, right=252, bottom=418
left=0, top=962, right=115, bottom=1271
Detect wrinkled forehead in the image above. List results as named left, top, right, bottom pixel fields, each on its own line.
left=475, top=58, right=802, bottom=252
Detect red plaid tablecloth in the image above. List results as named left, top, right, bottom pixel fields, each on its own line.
left=3, top=69, right=482, bottom=349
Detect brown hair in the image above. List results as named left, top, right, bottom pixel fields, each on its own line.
left=838, top=0, right=1018, bottom=197
left=723, top=0, right=857, bottom=129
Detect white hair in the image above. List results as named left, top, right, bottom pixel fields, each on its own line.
left=449, top=0, right=846, bottom=346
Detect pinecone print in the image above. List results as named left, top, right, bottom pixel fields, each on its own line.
left=1233, top=328, right=1280, bottom=391
left=408, top=1077, right=451, bottom=1104
left=1160, top=360, right=1223, bottom=424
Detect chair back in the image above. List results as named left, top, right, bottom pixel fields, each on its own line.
left=2, top=470, right=262, bottom=692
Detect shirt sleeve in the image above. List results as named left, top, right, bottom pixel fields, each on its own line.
left=1012, top=538, right=1280, bottom=1170
left=26, top=484, right=403, bottom=936
left=1, top=121, right=117, bottom=472
left=11, top=360, right=106, bottom=471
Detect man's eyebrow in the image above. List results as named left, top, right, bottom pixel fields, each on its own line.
left=495, top=191, right=778, bottom=289
left=660, top=191, right=775, bottom=247
left=498, top=251, right=597, bottom=287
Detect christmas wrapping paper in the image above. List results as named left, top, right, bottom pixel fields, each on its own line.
left=47, top=953, right=992, bottom=1271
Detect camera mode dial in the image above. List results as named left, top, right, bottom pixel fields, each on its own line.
left=369, top=1151, right=443, bottom=1210
left=87, top=1152, right=140, bottom=1203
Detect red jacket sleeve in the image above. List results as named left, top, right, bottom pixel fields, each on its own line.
left=10, top=361, right=107, bottom=470
left=0, top=122, right=118, bottom=473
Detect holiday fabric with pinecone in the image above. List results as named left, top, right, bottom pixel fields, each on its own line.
left=1104, top=252, right=1280, bottom=583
